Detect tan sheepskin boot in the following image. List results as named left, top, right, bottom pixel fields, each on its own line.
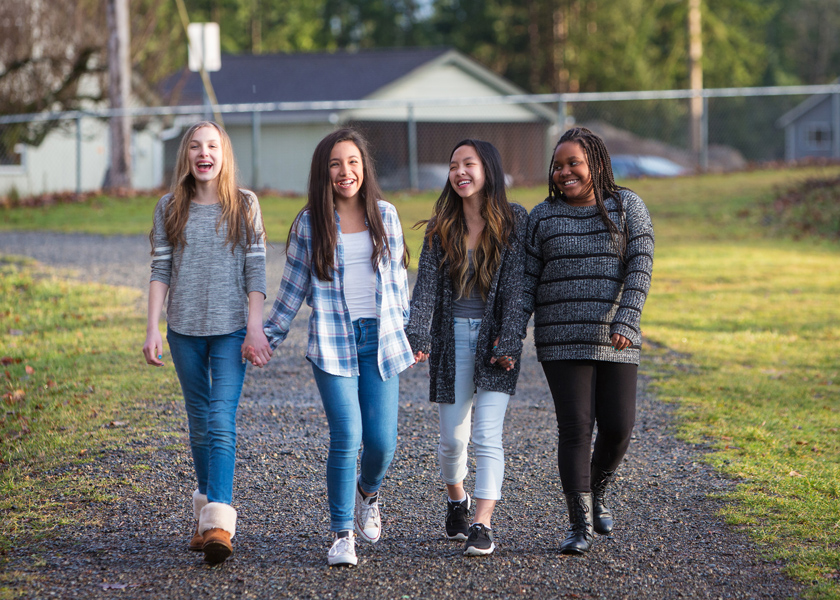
left=198, top=502, right=237, bottom=564
left=189, top=490, right=208, bottom=551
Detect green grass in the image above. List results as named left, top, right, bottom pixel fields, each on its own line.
left=0, top=256, right=183, bottom=555
left=1, top=166, right=840, bottom=597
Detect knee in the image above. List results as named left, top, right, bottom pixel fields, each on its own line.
left=439, top=436, right=467, bottom=459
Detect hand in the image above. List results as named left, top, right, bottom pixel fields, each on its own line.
left=143, top=330, right=165, bottom=367
left=242, top=329, right=273, bottom=367
left=611, top=333, right=631, bottom=351
left=489, top=337, right=516, bottom=371
left=412, top=351, right=428, bottom=366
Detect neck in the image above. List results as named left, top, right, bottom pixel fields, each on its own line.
left=461, top=195, right=484, bottom=226
left=192, top=180, right=220, bottom=205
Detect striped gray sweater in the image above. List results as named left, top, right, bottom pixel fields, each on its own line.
left=522, top=189, right=654, bottom=365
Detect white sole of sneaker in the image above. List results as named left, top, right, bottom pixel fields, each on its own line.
left=464, top=542, right=495, bottom=556
left=447, top=532, right=468, bottom=541
left=327, top=558, right=358, bottom=567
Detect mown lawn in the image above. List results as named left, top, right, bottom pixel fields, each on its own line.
left=2, top=165, right=839, bottom=598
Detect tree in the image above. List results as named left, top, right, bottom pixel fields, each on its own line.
left=104, top=0, right=132, bottom=189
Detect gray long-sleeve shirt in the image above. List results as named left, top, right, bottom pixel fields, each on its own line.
left=150, top=192, right=267, bottom=337
left=523, top=189, right=654, bottom=365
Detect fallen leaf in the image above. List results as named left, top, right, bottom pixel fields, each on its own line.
left=24, top=365, right=34, bottom=375
left=788, top=470, right=803, bottom=477
left=1, top=357, right=22, bottom=365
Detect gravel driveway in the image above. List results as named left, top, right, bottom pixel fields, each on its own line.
left=1, top=231, right=802, bottom=599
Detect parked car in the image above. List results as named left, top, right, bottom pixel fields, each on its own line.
left=610, top=155, right=687, bottom=179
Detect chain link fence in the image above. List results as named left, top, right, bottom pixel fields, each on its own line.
left=1, top=84, right=838, bottom=199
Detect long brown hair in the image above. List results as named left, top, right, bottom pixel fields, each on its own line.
left=150, top=121, right=261, bottom=252
left=417, top=139, right=514, bottom=300
left=290, top=128, right=407, bottom=281
left=548, top=127, right=628, bottom=261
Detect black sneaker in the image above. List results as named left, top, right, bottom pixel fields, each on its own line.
left=464, top=523, right=495, bottom=556
left=445, top=494, right=471, bottom=540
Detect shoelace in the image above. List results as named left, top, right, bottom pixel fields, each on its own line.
left=359, top=500, right=379, bottom=524
left=330, top=536, right=355, bottom=556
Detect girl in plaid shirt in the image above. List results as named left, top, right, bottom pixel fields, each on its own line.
left=249, top=129, right=413, bottom=567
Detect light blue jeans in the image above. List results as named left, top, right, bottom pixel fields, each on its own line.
left=438, top=317, right=511, bottom=501
left=311, top=318, right=400, bottom=532
left=167, top=326, right=247, bottom=505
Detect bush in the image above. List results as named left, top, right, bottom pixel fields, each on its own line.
left=765, top=176, right=840, bottom=240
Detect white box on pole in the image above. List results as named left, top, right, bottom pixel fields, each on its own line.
left=188, top=22, right=221, bottom=72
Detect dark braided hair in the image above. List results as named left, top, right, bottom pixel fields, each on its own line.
left=548, top=127, right=629, bottom=262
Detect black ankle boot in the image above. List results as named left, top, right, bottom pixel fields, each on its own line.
left=590, top=463, right=616, bottom=535
left=560, top=492, right=594, bottom=554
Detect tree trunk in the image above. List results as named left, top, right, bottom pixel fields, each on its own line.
left=104, top=0, right=132, bottom=190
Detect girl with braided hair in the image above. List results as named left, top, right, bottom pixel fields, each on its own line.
left=522, top=127, right=654, bottom=554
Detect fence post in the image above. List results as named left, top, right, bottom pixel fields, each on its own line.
left=558, top=98, right=567, bottom=131
left=407, top=104, right=418, bottom=191
left=700, top=96, right=709, bottom=172
left=76, top=114, right=83, bottom=194
left=832, top=90, right=840, bottom=159
left=251, top=110, right=261, bottom=190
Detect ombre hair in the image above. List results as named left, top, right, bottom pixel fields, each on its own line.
left=418, top=139, right=514, bottom=300
left=150, top=121, right=262, bottom=252
left=548, top=127, right=628, bottom=261
left=290, top=128, right=407, bottom=281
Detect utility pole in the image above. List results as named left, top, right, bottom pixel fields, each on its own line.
left=104, top=0, right=132, bottom=190
left=688, top=0, right=704, bottom=166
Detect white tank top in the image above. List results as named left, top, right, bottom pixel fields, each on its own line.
left=341, top=231, right=377, bottom=321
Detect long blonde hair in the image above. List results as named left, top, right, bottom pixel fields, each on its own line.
left=418, top=139, right=514, bottom=300
left=151, top=121, right=261, bottom=252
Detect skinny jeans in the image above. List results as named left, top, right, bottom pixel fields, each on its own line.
left=541, top=360, right=637, bottom=494
left=438, top=317, right=511, bottom=501
left=311, top=318, right=399, bottom=532
left=166, top=326, right=247, bottom=505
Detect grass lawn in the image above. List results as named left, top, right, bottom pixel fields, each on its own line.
left=2, top=166, right=840, bottom=597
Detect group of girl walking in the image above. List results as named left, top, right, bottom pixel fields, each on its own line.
left=142, top=120, right=654, bottom=567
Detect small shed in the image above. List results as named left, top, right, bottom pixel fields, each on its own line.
left=162, top=48, right=556, bottom=193
left=777, top=83, right=840, bottom=161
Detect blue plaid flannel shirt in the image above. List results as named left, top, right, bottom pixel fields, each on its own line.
left=263, top=200, right=413, bottom=380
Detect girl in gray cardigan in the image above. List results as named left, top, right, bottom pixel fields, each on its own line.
left=406, top=139, right=527, bottom=557
left=523, top=127, right=654, bottom=555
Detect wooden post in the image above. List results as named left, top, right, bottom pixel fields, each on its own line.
left=104, top=0, right=132, bottom=189
left=688, top=0, right=704, bottom=168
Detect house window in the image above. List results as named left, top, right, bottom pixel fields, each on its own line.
left=804, top=123, right=833, bottom=150
left=0, top=127, right=25, bottom=169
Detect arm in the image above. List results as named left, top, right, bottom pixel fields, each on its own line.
left=610, top=192, right=655, bottom=348
left=521, top=206, right=544, bottom=329
left=263, top=214, right=311, bottom=350
left=143, top=280, right=169, bottom=366
left=404, top=224, right=439, bottom=362
left=243, top=291, right=273, bottom=366
left=491, top=205, right=528, bottom=367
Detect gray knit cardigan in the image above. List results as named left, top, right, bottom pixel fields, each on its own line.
left=522, top=189, right=654, bottom=365
left=406, top=203, right=528, bottom=404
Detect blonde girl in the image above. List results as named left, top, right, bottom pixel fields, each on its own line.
left=143, top=121, right=270, bottom=564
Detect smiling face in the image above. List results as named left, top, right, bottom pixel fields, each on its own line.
left=449, top=144, right=486, bottom=203
left=187, top=125, right=223, bottom=185
left=552, top=141, right=595, bottom=206
left=329, top=140, right=364, bottom=203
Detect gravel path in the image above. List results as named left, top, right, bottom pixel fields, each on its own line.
left=1, top=232, right=802, bottom=599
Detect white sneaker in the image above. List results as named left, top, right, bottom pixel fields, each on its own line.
left=327, top=532, right=357, bottom=567
left=354, top=486, right=381, bottom=543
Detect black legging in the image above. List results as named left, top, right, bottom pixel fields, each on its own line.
left=541, top=360, right=638, bottom=494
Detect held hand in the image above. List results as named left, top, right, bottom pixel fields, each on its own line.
left=412, top=351, right=428, bottom=365
left=611, top=333, right=631, bottom=351
left=489, top=337, right=516, bottom=371
left=143, top=330, right=164, bottom=367
left=242, top=329, right=273, bottom=367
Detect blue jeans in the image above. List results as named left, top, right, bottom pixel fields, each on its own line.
left=167, top=326, right=247, bottom=505
left=311, top=318, right=400, bottom=532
